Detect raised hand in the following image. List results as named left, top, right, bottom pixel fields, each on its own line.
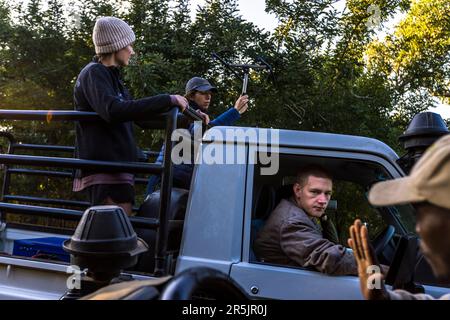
left=195, top=109, right=210, bottom=125
left=172, top=95, right=188, bottom=113
left=348, top=219, right=389, bottom=300
left=234, top=95, right=249, bottom=114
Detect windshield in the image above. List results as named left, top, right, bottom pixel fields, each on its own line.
left=367, top=164, right=417, bottom=234
left=388, top=204, right=417, bottom=235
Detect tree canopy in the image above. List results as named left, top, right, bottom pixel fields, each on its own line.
left=0, top=0, right=448, bottom=231
left=1, top=0, right=448, bottom=147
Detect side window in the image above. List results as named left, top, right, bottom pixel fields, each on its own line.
left=331, top=180, right=387, bottom=246
left=250, top=154, right=396, bottom=271
left=389, top=204, right=416, bottom=234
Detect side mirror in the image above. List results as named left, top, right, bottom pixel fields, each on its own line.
left=385, top=235, right=424, bottom=293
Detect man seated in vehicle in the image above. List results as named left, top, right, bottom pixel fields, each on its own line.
left=254, top=165, right=358, bottom=275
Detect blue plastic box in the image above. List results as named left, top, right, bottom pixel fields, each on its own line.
left=13, top=237, right=70, bottom=262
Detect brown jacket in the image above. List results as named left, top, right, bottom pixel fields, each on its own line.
left=253, top=198, right=357, bottom=275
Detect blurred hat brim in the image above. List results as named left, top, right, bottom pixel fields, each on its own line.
left=194, top=84, right=217, bottom=92
left=368, top=177, right=425, bottom=207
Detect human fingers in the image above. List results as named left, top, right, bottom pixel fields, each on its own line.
left=173, top=95, right=187, bottom=112
left=196, top=110, right=210, bottom=124
left=239, top=96, right=249, bottom=106
left=349, top=224, right=363, bottom=261
left=354, top=219, right=367, bottom=261
left=347, top=238, right=355, bottom=252
left=202, top=113, right=210, bottom=124
left=361, top=224, right=375, bottom=266
left=235, top=95, right=248, bottom=106
left=179, top=97, right=188, bottom=112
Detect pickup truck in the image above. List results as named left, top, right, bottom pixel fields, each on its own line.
left=0, top=108, right=449, bottom=300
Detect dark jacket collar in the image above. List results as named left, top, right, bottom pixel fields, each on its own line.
left=92, top=56, right=121, bottom=76
left=188, top=100, right=201, bottom=111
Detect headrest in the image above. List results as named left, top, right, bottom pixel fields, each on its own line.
left=276, top=184, right=294, bottom=204
left=326, top=200, right=337, bottom=212
left=253, top=185, right=276, bottom=220
left=138, top=188, right=189, bottom=220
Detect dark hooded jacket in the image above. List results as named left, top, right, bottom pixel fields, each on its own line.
left=74, top=59, right=173, bottom=177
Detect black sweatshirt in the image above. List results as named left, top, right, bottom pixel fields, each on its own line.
left=74, top=60, right=173, bottom=177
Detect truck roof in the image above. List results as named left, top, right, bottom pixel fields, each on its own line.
left=203, top=126, right=400, bottom=162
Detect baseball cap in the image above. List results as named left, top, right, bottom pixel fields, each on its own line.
left=185, top=77, right=218, bottom=94
left=369, top=134, right=450, bottom=210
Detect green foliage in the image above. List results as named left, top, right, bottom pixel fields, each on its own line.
left=332, top=180, right=386, bottom=245
left=366, top=0, right=450, bottom=119
left=0, top=0, right=448, bottom=222
left=2, top=0, right=444, bottom=146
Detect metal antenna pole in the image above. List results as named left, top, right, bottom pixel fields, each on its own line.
left=242, top=67, right=249, bottom=95
left=212, top=52, right=273, bottom=97
left=212, top=53, right=243, bottom=80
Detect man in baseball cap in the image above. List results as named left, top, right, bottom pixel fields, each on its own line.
left=348, top=134, right=450, bottom=300
left=184, top=76, right=248, bottom=114
left=146, top=76, right=249, bottom=194
left=73, top=16, right=188, bottom=215
left=185, top=77, right=218, bottom=94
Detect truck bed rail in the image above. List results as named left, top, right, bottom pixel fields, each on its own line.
left=0, top=108, right=180, bottom=275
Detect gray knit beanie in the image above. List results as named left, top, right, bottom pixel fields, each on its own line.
left=92, top=17, right=136, bottom=54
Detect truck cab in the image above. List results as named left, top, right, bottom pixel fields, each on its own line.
left=175, top=126, right=448, bottom=299
left=0, top=110, right=448, bottom=299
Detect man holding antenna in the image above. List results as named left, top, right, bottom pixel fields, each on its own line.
left=146, top=77, right=249, bottom=194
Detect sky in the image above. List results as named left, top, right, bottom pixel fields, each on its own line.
left=13, top=0, right=450, bottom=119
left=188, top=0, right=450, bottom=119
left=189, top=0, right=279, bottom=31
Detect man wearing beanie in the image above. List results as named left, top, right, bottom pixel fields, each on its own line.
left=73, top=16, right=188, bottom=215
left=348, top=134, right=450, bottom=300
